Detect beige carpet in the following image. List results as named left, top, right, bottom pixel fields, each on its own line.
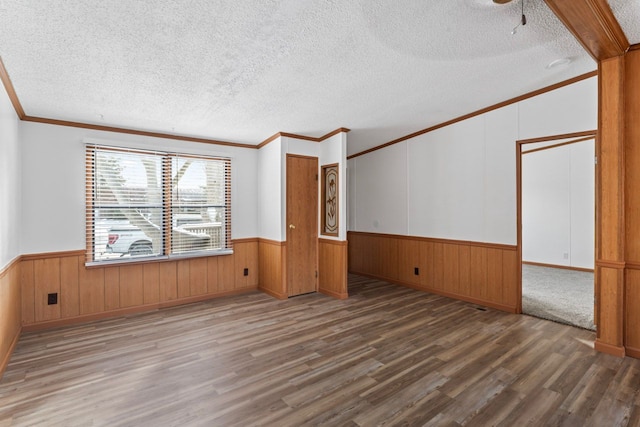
left=522, top=264, right=595, bottom=331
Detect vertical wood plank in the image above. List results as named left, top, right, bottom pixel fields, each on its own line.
left=159, top=262, right=178, bottom=302
left=20, top=260, right=35, bottom=325
left=189, top=258, right=208, bottom=296
left=246, top=241, right=259, bottom=287
left=625, top=269, right=640, bottom=353
left=143, top=263, right=160, bottom=304
left=443, top=244, right=460, bottom=295
left=79, top=266, right=105, bottom=315
left=234, top=242, right=248, bottom=289
left=398, top=239, right=421, bottom=286
left=59, top=256, right=80, bottom=318
left=218, top=255, right=235, bottom=291
left=486, top=248, right=503, bottom=304
left=177, top=260, right=190, bottom=298
left=207, top=257, right=219, bottom=294
left=432, top=242, right=445, bottom=291
left=119, top=264, right=143, bottom=308
left=470, top=246, right=488, bottom=300
left=34, top=258, right=61, bottom=322
left=458, top=245, right=471, bottom=297
left=103, top=266, right=120, bottom=311
left=502, top=250, right=519, bottom=308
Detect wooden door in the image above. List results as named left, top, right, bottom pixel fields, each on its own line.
left=286, top=155, right=318, bottom=296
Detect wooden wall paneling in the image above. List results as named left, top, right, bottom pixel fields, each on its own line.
left=218, top=255, right=235, bottom=292
left=596, top=267, right=625, bottom=356
left=0, top=260, right=21, bottom=379
left=469, top=246, right=488, bottom=300
left=625, top=269, right=640, bottom=357
left=78, top=266, right=105, bottom=315
left=59, top=256, right=80, bottom=318
left=457, top=245, right=471, bottom=297
left=159, top=262, right=178, bottom=302
left=119, top=264, right=144, bottom=308
left=502, top=250, right=519, bottom=309
left=398, top=238, right=421, bottom=286
left=189, top=258, right=208, bottom=296
left=21, top=260, right=35, bottom=324
left=379, top=237, right=399, bottom=280
left=318, top=239, right=348, bottom=299
left=423, top=240, right=435, bottom=289
left=432, top=242, right=445, bottom=291
left=207, top=257, right=219, bottom=294
left=486, top=248, right=504, bottom=305
left=233, top=242, right=249, bottom=288
left=258, top=240, right=286, bottom=299
left=625, top=50, right=640, bottom=261
left=34, top=258, right=61, bottom=322
left=442, top=243, right=460, bottom=295
left=246, top=241, right=259, bottom=287
left=142, top=263, right=160, bottom=304
left=103, top=266, right=120, bottom=311
left=595, top=56, right=626, bottom=356
left=177, top=259, right=190, bottom=298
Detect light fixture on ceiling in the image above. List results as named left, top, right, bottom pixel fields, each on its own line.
left=492, top=0, right=513, bottom=3
left=511, top=0, right=527, bottom=35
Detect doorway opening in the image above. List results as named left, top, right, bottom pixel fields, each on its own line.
left=517, top=131, right=596, bottom=330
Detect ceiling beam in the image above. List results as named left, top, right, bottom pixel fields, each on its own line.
left=544, top=0, right=629, bottom=61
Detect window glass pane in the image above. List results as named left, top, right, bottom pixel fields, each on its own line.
left=92, top=150, right=164, bottom=261
left=171, top=157, right=227, bottom=254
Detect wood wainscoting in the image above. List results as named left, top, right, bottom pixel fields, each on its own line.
left=258, top=238, right=287, bottom=299
left=0, top=257, right=21, bottom=378
left=258, top=238, right=349, bottom=300
left=318, top=238, right=348, bottom=299
left=348, top=231, right=519, bottom=313
left=20, top=240, right=259, bottom=331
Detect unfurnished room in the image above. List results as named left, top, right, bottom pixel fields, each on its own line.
left=1, top=1, right=640, bottom=425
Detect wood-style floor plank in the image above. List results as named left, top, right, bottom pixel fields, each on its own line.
left=2, top=274, right=640, bottom=426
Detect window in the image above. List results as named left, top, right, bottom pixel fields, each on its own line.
left=86, top=145, right=231, bottom=264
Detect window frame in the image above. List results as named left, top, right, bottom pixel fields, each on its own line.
left=85, top=145, right=232, bottom=266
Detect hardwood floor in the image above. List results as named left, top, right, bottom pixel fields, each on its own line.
left=1, top=275, right=640, bottom=426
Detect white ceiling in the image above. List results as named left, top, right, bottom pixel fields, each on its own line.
left=0, top=1, right=638, bottom=156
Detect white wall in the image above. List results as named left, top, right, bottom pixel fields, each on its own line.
left=522, top=140, right=595, bottom=269
left=258, top=137, right=283, bottom=242
left=19, top=122, right=258, bottom=254
left=0, top=83, right=21, bottom=268
left=349, top=76, right=597, bottom=247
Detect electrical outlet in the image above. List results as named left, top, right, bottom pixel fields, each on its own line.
left=243, top=268, right=249, bottom=276
left=414, top=267, right=420, bottom=276
left=563, top=253, right=569, bottom=259
left=47, top=293, right=58, bottom=305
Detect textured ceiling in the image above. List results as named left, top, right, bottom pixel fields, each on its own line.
left=0, top=1, right=635, bottom=155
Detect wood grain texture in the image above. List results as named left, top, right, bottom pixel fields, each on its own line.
left=258, top=239, right=286, bottom=299
left=544, top=0, right=629, bottom=61
left=0, top=258, right=21, bottom=379
left=318, top=239, right=348, bottom=299
left=624, top=50, right=640, bottom=355
left=2, top=275, right=640, bottom=425
left=34, top=258, right=60, bottom=322
left=286, top=155, right=318, bottom=296
left=596, top=56, right=626, bottom=357
left=348, top=232, right=519, bottom=312
left=20, top=246, right=259, bottom=329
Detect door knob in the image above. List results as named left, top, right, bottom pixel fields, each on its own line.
left=289, top=224, right=296, bottom=229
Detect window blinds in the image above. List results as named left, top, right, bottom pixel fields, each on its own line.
left=86, top=145, right=231, bottom=263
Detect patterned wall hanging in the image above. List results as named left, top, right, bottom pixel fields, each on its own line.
left=321, top=164, right=339, bottom=236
